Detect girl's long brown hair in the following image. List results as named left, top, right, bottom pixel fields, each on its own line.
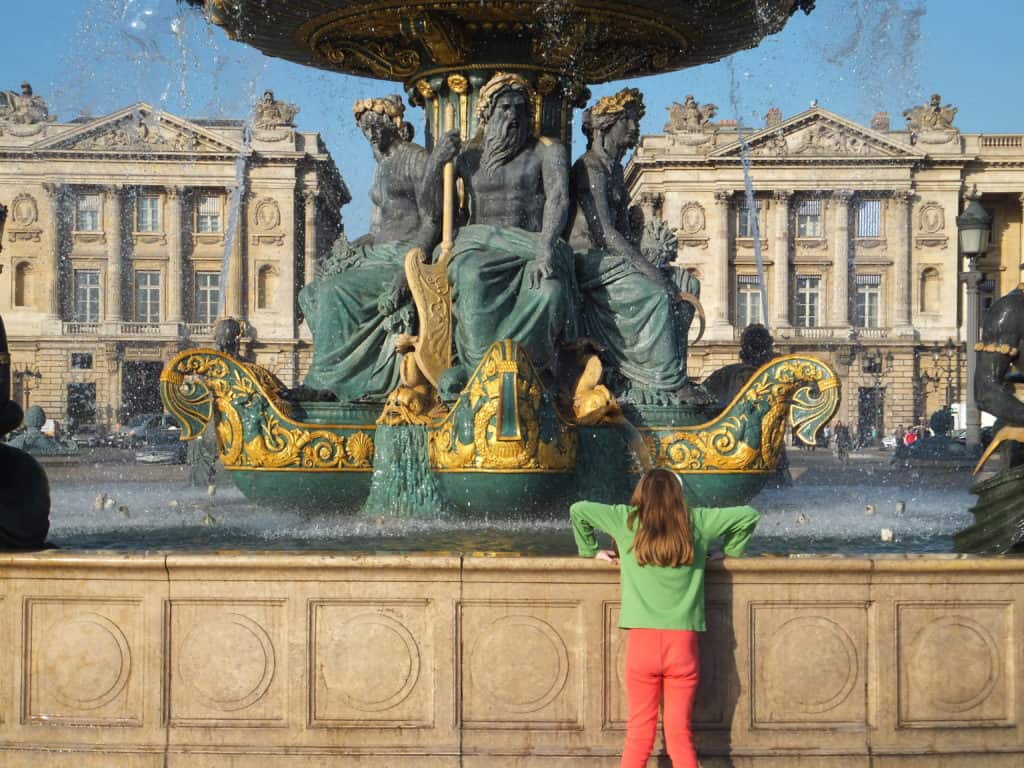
left=627, top=469, right=694, bottom=567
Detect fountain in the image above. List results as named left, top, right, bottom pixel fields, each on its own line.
left=161, top=0, right=837, bottom=515
left=0, top=3, right=1020, bottom=767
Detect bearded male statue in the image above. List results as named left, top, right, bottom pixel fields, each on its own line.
left=298, top=95, right=434, bottom=402
left=424, top=73, right=576, bottom=380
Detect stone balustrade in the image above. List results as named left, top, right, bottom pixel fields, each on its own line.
left=0, top=552, right=1020, bottom=767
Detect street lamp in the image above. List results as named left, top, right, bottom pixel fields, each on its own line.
left=929, top=337, right=959, bottom=407
left=12, top=366, right=42, bottom=410
left=957, top=186, right=991, bottom=447
left=846, top=335, right=894, bottom=444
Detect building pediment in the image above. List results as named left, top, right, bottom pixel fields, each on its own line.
left=709, top=108, right=924, bottom=161
left=31, top=104, right=244, bottom=155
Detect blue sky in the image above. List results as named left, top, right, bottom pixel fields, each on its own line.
left=2, top=0, right=1022, bottom=232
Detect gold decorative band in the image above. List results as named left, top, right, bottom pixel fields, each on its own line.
left=496, top=361, right=519, bottom=373
left=975, top=342, right=1018, bottom=356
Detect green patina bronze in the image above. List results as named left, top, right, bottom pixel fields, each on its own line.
left=166, top=1, right=826, bottom=515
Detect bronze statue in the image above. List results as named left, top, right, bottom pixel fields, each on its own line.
left=298, top=95, right=435, bottom=401
left=566, top=88, right=706, bottom=405
left=956, top=283, right=1024, bottom=552
left=424, top=72, right=576, bottom=380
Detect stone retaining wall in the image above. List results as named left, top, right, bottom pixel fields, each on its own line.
left=0, top=552, right=1021, bottom=766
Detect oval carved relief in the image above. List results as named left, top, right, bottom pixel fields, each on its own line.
left=252, top=198, right=281, bottom=231
left=911, top=615, right=998, bottom=713
left=11, top=193, right=38, bottom=227
left=917, top=202, right=945, bottom=234
left=324, top=613, right=421, bottom=712
left=470, top=615, right=569, bottom=713
left=763, top=616, right=858, bottom=715
left=178, top=613, right=276, bottom=711
left=680, top=202, right=706, bottom=234
left=43, top=612, right=132, bottom=710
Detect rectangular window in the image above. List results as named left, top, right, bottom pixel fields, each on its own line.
left=136, top=194, right=161, bottom=232
left=736, top=199, right=762, bottom=238
left=195, top=271, right=220, bottom=324
left=197, top=194, right=222, bottom=233
left=856, top=199, right=882, bottom=238
left=70, top=353, right=93, bottom=370
left=794, top=275, right=821, bottom=328
left=796, top=199, right=822, bottom=238
left=74, top=270, right=101, bottom=322
left=134, top=271, right=161, bottom=323
left=75, top=194, right=102, bottom=232
left=736, top=274, right=764, bottom=327
left=854, top=274, right=881, bottom=328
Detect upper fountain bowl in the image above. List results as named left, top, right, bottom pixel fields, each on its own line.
left=183, top=0, right=814, bottom=85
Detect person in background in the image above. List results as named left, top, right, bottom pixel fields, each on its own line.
left=570, top=469, right=759, bottom=768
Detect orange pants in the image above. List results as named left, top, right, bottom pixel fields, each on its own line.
left=621, top=628, right=700, bottom=768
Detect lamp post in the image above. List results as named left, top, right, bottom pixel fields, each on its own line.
left=12, top=366, right=42, bottom=410
left=846, top=332, right=894, bottom=444
left=957, top=187, right=991, bottom=448
left=930, top=337, right=959, bottom=408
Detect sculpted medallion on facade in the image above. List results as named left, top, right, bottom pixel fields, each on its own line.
left=915, top=201, right=948, bottom=248
left=677, top=201, right=709, bottom=248
left=251, top=197, right=284, bottom=245
left=6, top=193, right=41, bottom=242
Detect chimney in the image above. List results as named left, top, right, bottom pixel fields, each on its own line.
left=871, top=112, right=890, bottom=131
left=765, top=107, right=782, bottom=129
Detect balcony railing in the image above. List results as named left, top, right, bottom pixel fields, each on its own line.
left=788, top=326, right=834, bottom=339
left=186, top=323, right=215, bottom=337
left=981, top=134, right=1023, bottom=149
left=63, top=321, right=100, bottom=335
left=119, top=322, right=162, bottom=336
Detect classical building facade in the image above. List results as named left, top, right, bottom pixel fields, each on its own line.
left=628, top=95, right=1024, bottom=438
left=0, top=86, right=347, bottom=428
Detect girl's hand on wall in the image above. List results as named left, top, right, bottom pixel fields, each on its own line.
left=595, top=549, right=619, bottom=564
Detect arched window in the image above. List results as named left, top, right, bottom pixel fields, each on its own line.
left=14, top=262, right=32, bottom=307
left=920, top=267, right=940, bottom=313
left=256, top=264, right=278, bottom=310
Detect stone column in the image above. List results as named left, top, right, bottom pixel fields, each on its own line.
left=892, top=189, right=913, bottom=333
left=830, top=190, right=853, bottom=327
left=303, top=188, right=319, bottom=287
left=225, top=187, right=244, bottom=318
left=41, top=183, right=66, bottom=319
left=165, top=186, right=184, bottom=324
left=106, top=185, right=124, bottom=323
left=711, top=190, right=733, bottom=331
left=772, top=190, right=792, bottom=327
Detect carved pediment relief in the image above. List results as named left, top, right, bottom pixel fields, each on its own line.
left=35, top=104, right=242, bottom=155
left=710, top=109, right=922, bottom=161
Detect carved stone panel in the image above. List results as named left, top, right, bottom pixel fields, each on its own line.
left=750, top=602, right=868, bottom=728
left=7, top=193, right=42, bottom=242
left=915, top=202, right=949, bottom=248
left=897, top=602, right=1013, bottom=728
left=24, top=598, right=143, bottom=726
left=167, top=599, right=286, bottom=726
left=460, top=601, right=581, bottom=729
left=310, top=599, right=432, bottom=728
left=250, top=197, right=285, bottom=245
left=603, top=601, right=734, bottom=730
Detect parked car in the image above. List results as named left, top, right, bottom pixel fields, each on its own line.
left=133, top=427, right=187, bottom=464
left=69, top=423, right=111, bottom=448
left=117, top=413, right=181, bottom=447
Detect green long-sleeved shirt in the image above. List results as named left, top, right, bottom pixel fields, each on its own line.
left=570, top=500, right=760, bottom=631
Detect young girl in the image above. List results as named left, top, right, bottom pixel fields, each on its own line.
left=570, top=468, right=760, bottom=768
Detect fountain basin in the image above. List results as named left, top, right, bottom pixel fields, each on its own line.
left=0, top=551, right=1020, bottom=766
